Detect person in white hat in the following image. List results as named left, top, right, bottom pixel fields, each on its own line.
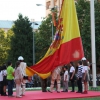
left=81, top=57, right=87, bottom=61
left=18, top=56, right=27, bottom=96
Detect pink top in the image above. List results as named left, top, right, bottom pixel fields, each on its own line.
left=14, top=67, right=23, bottom=80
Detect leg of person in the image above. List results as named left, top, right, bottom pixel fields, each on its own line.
left=15, top=79, right=22, bottom=98
left=77, top=79, right=80, bottom=92
left=82, top=82, right=87, bottom=94
left=3, top=76, right=7, bottom=96
left=79, top=78, right=82, bottom=93
left=3, top=85, right=7, bottom=96
left=16, top=84, right=19, bottom=97
left=41, top=79, right=47, bottom=92
left=11, top=80, right=14, bottom=96
left=16, top=84, right=22, bottom=98
left=62, top=80, right=65, bottom=91
left=41, top=79, right=44, bottom=92
left=22, top=83, right=26, bottom=95
left=82, top=82, right=84, bottom=92
left=0, top=81, right=4, bottom=96
left=44, top=79, right=47, bottom=92
left=87, top=82, right=89, bottom=90
left=7, top=80, right=12, bottom=96
left=71, top=80, right=75, bottom=92
left=62, top=81, right=65, bottom=92
left=57, top=79, right=61, bottom=92
left=86, top=82, right=88, bottom=93
left=63, top=81, right=68, bottom=92
left=49, top=79, right=55, bottom=92
left=0, top=81, right=1, bottom=95
left=66, top=81, right=68, bottom=92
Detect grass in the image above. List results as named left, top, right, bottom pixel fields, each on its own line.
left=70, top=97, right=100, bottom=100
left=23, top=86, right=100, bottom=91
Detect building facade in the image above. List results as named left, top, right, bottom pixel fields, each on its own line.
left=46, top=0, right=62, bottom=16
left=45, top=0, right=99, bottom=16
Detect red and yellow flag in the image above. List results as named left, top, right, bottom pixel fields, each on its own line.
left=26, top=0, right=84, bottom=79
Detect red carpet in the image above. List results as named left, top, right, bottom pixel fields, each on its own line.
left=0, top=90, right=100, bottom=100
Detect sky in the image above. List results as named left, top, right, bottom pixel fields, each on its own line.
left=0, top=0, right=45, bottom=21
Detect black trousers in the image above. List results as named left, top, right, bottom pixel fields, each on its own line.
left=77, top=78, right=82, bottom=92
left=41, top=78, right=47, bottom=92
left=71, top=80, right=75, bottom=91
left=70, top=73, right=75, bottom=92
left=0, top=81, right=4, bottom=95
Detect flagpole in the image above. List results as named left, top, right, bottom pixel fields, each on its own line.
left=90, top=0, right=96, bottom=87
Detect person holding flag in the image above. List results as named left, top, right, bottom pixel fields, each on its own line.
left=48, top=66, right=62, bottom=93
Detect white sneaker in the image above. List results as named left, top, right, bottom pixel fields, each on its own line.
left=16, top=96, right=22, bottom=98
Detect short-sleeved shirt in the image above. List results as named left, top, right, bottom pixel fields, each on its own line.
left=64, top=70, right=69, bottom=81
left=70, top=66, right=75, bottom=73
left=2, top=70, right=7, bottom=76
left=0, top=71, right=3, bottom=81
left=82, top=66, right=88, bottom=73
left=7, top=66, right=14, bottom=80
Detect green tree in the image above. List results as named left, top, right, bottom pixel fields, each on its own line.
left=76, top=0, right=100, bottom=61
left=0, top=29, right=13, bottom=65
left=8, top=14, right=33, bottom=66
left=35, top=14, right=56, bottom=63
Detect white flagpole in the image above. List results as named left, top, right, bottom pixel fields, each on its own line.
left=90, top=0, right=96, bottom=87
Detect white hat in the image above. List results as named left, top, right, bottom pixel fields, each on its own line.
left=18, top=56, right=24, bottom=60
left=81, top=57, right=86, bottom=60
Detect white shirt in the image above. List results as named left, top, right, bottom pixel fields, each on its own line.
left=0, top=71, right=3, bottom=81
left=82, top=66, right=88, bottom=73
left=64, top=70, right=69, bottom=81
left=20, top=62, right=27, bottom=76
left=70, top=66, right=75, bottom=73
left=2, top=70, right=7, bottom=76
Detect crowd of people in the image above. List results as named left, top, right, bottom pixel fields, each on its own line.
left=0, top=56, right=90, bottom=98
left=0, top=56, right=28, bottom=98
left=43, top=57, right=90, bottom=94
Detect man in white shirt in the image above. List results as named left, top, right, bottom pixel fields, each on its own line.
left=69, top=62, right=75, bottom=92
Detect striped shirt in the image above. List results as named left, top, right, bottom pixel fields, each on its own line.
left=77, top=65, right=83, bottom=78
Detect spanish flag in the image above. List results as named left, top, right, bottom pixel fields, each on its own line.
left=26, top=0, right=84, bottom=79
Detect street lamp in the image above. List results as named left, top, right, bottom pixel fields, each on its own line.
left=31, top=19, right=38, bottom=65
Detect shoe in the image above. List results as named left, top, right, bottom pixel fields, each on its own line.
left=20, top=94, right=25, bottom=96
left=61, top=91, right=65, bottom=92
left=57, top=91, right=60, bottom=93
left=16, top=96, right=22, bottom=98
left=42, top=90, right=47, bottom=92
left=70, top=91, right=74, bottom=92
left=48, top=90, right=52, bottom=93
left=8, top=95, right=15, bottom=97
left=76, top=91, right=81, bottom=93
left=4, top=94, right=8, bottom=96
left=82, top=91, right=88, bottom=94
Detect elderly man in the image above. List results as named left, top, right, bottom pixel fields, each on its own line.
left=48, top=66, right=62, bottom=93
